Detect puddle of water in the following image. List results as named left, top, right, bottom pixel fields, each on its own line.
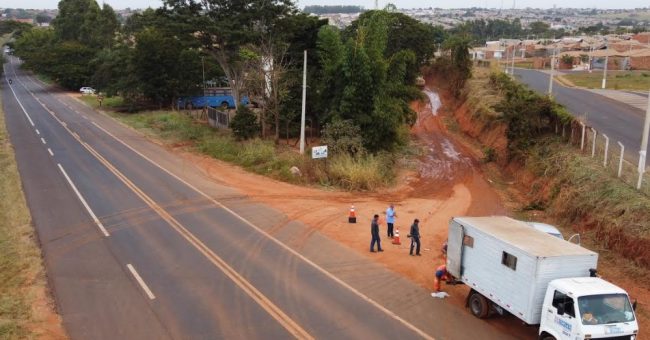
left=441, top=139, right=461, bottom=160
left=423, top=88, right=442, bottom=116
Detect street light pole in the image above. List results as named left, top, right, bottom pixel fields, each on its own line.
left=548, top=46, right=555, bottom=97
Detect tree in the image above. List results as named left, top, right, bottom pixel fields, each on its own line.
left=52, top=0, right=118, bottom=49
left=35, top=13, right=52, bottom=26
left=163, top=0, right=297, bottom=110
left=344, top=10, right=444, bottom=66
left=316, top=10, right=420, bottom=152
left=529, top=21, right=550, bottom=35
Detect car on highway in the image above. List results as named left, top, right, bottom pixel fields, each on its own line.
left=79, top=87, right=96, bottom=94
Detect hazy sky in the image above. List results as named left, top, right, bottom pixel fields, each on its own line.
left=1, top=0, right=649, bottom=10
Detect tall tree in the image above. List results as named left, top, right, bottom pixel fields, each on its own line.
left=163, top=0, right=296, bottom=110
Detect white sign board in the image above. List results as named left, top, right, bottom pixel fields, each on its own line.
left=311, top=145, right=328, bottom=159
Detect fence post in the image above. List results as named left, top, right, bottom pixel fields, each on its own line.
left=603, top=134, right=609, bottom=166
left=590, top=128, right=597, bottom=157
left=580, top=122, right=586, bottom=151
left=638, top=150, right=646, bottom=190
left=617, top=141, right=624, bottom=178
left=562, top=124, right=566, bottom=138
left=571, top=124, right=575, bottom=143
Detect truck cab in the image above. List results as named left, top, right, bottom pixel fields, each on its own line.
left=539, top=277, right=638, bottom=340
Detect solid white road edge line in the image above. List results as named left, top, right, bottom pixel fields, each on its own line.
left=57, top=163, right=110, bottom=237
left=90, top=121, right=435, bottom=340
left=126, top=264, right=156, bottom=300
left=48, top=148, right=54, bottom=156
left=3, top=65, right=36, bottom=127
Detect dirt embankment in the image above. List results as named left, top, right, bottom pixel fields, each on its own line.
left=425, top=71, right=650, bottom=336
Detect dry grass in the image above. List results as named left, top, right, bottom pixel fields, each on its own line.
left=562, top=71, right=650, bottom=91
left=0, top=93, right=57, bottom=338
left=465, top=66, right=503, bottom=119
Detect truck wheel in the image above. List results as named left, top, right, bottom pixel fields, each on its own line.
left=540, top=335, right=556, bottom=340
left=468, top=291, right=490, bottom=318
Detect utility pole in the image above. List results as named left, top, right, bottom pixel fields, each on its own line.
left=548, top=46, right=555, bottom=97
left=589, top=45, right=594, bottom=73
left=299, top=50, right=307, bottom=155
left=602, top=40, right=609, bottom=89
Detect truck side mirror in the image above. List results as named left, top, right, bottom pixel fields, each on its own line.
left=557, top=303, right=565, bottom=316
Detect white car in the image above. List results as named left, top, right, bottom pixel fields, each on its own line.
left=79, top=87, right=96, bottom=94
left=524, top=221, right=581, bottom=244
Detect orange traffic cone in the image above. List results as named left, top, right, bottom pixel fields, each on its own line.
left=392, top=227, right=401, bottom=245
left=348, top=205, right=357, bottom=223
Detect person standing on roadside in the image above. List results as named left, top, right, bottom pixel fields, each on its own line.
left=386, top=204, right=396, bottom=238
left=409, top=218, right=421, bottom=256
left=370, top=214, right=383, bottom=253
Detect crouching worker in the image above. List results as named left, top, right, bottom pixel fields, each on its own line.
left=434, top=264, right=450, bottom=292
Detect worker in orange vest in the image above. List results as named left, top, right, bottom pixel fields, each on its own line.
left=434, top=264, right=450, bottom=292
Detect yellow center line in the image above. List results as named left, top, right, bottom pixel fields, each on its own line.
left=18, top=79, right=313, bottom=340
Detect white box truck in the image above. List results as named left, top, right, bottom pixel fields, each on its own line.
left=447, top=216, right=639, bottom=340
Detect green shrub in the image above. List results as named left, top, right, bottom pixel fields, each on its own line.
left=230, top=106, right=259, bottom=140
left=320, top=119, right=365, bottom=156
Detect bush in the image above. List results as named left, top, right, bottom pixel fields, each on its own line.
left=320, top=119, right=366, bottom=156
left=327, top=153, right=393, bottom=191
left=230, top=106, right=259, bottom=140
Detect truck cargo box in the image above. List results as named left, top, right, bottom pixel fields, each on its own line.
left=447, top=216, right=598, bottom=324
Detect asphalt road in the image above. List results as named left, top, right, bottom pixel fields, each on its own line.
left=513, top=68, right=650, bottom=163
left=2, top=56, right=537, bottom=340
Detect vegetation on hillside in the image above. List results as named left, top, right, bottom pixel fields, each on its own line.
left=438, top=65, right=650, bottom=271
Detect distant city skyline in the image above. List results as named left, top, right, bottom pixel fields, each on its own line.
left=1, top=0, right=649, bottom=11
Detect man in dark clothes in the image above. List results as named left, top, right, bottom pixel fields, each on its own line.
left=409, top=218, right=421, bottom=256
left=370, top=214, right=383, bottom=252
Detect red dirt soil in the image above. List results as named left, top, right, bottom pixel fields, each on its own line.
left=174, top=83, right=649, bottom=337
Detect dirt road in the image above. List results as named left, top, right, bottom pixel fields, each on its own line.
left=183, top=86, right=507, bottom=299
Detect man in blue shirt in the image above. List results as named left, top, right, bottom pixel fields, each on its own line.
left=386, top=204, right=396, bottom=238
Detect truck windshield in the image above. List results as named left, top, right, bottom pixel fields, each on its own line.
left=578, top=294, right=635, bottom=325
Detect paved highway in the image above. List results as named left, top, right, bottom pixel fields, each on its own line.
left=513, top=68, right=650, bottom=163
left=2, top=56, right=536, bottom=340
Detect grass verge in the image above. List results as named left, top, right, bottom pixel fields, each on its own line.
left=525, top=138, right=650, bottom=270
left=78, top=95, right=124, bottom=109
left=111, top=110, right=395, bottom=191
left=562, top=70, right=650, bottom=91
left=0, top=93, right=57, bottom=338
